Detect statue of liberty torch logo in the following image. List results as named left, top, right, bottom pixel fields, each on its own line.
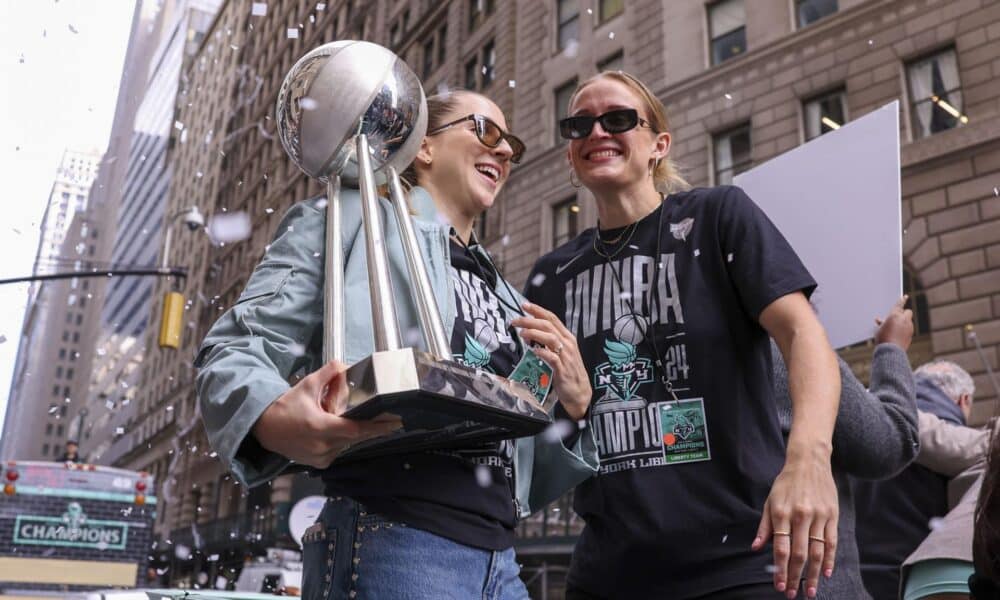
left=593, top=315, right=653, bottom=414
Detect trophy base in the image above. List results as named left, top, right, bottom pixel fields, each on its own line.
left=335, top=348, right=552, bottom=462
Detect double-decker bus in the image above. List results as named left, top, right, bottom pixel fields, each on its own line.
left=0, top=461, right=156, bottom=597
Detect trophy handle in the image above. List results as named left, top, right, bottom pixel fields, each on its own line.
left=386, top=166, right=451, bottom=360
left=356, top=134, right=402, bottom=351
left=323, top=175, right=345, bottom=364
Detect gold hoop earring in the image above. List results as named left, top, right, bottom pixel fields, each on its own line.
left=569, top=170, right=582, bottom=188
left=648, top=157, right=661, bottom=178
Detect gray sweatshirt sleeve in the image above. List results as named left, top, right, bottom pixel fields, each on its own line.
left=832, top=343, right=919, bottom=479
left=771, top=342, right=919, bottom=479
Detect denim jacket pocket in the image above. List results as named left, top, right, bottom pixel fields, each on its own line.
left=236, top=263, right=293, bottom=305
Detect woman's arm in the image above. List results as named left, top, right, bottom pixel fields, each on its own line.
left=755, top=291, right=840, bottom=600
left=832, top=297, right=919, bottom=479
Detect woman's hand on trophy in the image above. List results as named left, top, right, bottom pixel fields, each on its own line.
left=513, top=302, right=592, bottom=420
left=252, top=360, right=403, bottom=468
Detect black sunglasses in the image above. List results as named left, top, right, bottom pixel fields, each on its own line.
left=559, top=108, right=654, bottom=140
left=428, top=114, right=526, bottom=164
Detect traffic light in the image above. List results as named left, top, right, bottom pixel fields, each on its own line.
left=158, top=291, right=185, bottom=349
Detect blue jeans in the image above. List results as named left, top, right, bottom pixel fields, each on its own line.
left=302, top=496, right=529, bottom=600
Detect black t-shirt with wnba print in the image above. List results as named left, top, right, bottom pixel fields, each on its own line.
left=525, top=186, right=817, bottom=599
left=322, top=240, right=521, bottom=551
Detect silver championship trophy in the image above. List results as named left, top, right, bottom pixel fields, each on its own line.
left=275, top=41, right=553, bottom=462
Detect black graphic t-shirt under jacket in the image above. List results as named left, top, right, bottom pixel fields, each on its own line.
left=323, top=240, right=520, bottom=550
left=525, top=186, right=817, bottom=599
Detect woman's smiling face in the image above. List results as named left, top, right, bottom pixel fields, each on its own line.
left=566, top=77, right=665, bottom=195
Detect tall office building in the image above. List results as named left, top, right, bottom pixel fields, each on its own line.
left=81, top=0, right=221, bottom=469
left=1, top=149, right=101, bottom=461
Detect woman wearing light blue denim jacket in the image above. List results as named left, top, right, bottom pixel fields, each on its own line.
left=196, top=91, right=599, bottom=600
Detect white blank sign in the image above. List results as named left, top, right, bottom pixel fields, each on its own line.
left=735, top=101, right=902, bottom=349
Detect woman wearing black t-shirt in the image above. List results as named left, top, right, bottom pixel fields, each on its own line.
left=197, top=91, right=598, bottom=599
left=524, top=71, right=842, bottom=600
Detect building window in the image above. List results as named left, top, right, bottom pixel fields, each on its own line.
left=59, top=348, right=66, bottom=359
left=708, top=0, right=746, bottom=66
left=803, top=89, right=847, bottom=140
left=468, top=0, right=495, bottom=31
left=422, top=37, right=435, bottom=78
left=597, top=50, right=624, bottom=72
left=63, top=386, right=70, bottom=397
left=796, top=0, right=838, bottom=28
left=63, top=330, right=70, bottom=342
left=437, top=24, right=448, bottom=64
left=557, top=0, right=579, bottom=51
left=598, top=0, right=624, bottom=23
left=42, top=444, right=49, bottom=456
left=465, top=57, right=479, bottom=89
left=46, top=423, right=54, bottom=435
left=906, top=47, right=967, bottom=140
left=555, top=78, right=578, bottom=144
left=72, top=332, right=79, bottom=343
left=713, top=124, right=752, bottom=185
left=56, top=366, right=64, bottom=378
left=552, top=198, right=581, bottom=248
left=52, top=385, right=60, bottom=396
left=67, top=368, right=74, bottom=380
left=481, top=40, right=495, bottom=87
left=57, top=424, right=64, bottom=437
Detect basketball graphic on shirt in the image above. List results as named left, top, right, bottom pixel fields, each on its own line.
left=473, top=318, right=500, bottom=352
left=613, top=314, right=647, bottom=345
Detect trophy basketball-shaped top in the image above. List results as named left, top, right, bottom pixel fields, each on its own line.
left=275, top=41, right=552, bottom=462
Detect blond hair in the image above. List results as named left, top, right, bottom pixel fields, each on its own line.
left=570, top=71, right=689, bottom=194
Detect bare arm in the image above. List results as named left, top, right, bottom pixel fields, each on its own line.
left=754, top=292, right=840, bottom=599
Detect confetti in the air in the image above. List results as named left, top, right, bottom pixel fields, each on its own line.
left=216, top=576, right=228, bottom=590
left=174, top=544, right=191, bottom=560
left=299, top=97, right=318, bottom=110
left=721, top=534, right=729, bottom=543
left=542, top=419, right=574, bottom=443
left=315, top=198, right=327, bottom=209
left=694, top=248, right=700, bottom=257
left=316, top=3, right=326, bottom=11
left=586, top=8, right=593, bottom=14
left=993, top=186, right=998, bottom=196
left=115, top=426, right=125, bottom=435
left=287, top=28, right=299, bottom=39
left=251, top=2, right=267, bottom=16
left=0, top=335, right=6, bottom=344
left=288, top=342, right=306, bottom=356
left=207, top=211, right=252, bottom=244
left=867, top=39, right=874, bottom=46
left=474, top=465, right=491, bottom=488
left=562, top=40, right=580, bottom=58
left=508, top=80, right=516, bottom=88
left=174, top=121, right=184, bottom=131
left=765, top=565, right=779, bottom=574
left=726, top=252, right=733, bottom=262
left=530, top=273, right=546, bottom=287
left=501, top=234, right=510, bottom=246
left=724, top=93, right=732, bottom=100
left=265, top=207, right=274, bottom=214
left=928, top=517, right=945, bottom=531
left=68, top=24, right=79, bottom=34
left=608, top=31, right=615, bottom=39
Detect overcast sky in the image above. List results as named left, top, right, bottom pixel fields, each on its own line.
left=0, top=1, right=137, bottom=436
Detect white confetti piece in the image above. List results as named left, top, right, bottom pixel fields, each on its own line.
left=174, top=544, right=191, bottom=559
left=724, top=93, right=732, bottom=100
left=586, top=8, right=593, bottom=14
left=265, top=207, right=274, bottom=214
left=993, top=186, right=998, bottom=196
left=508, top=80, right=516, bottom=88
left=608, top=31, right=615, bottom=39
left=501, top=234, right=510, bottom=246
left=166, top=405, right=174, bottom=412
left=115, top=426, right=125, bottom=435
left=721, top=534, right=729, bottom=543
left=316, top=2, right=326, bottom=10
left=474, top=465, right=491, bottom=488
left=287, top=28, right=299, bottom=39
left=928, top=517, right=945, bottom=530
left=765, top=564, right=778, bottom=574
left=209, top=451, right=218, bottom=458
left=174, top=121, right=184, bottom=131
left=530, top=273, right=546, bottom=287
left=315, top=198, right=328, bottom=209
left=300, top=97, right=318, bottom=110
left=867, top=39, right=874, bottom=46
left=216, top=576, right=228, bottom=590
left=288, top=342, right=305, bottom=356
left=196, top=171, right=203, bottom=178
left=251, top=2, right=267, bottom=16
left=727, top=252, right=733, bottom=262
left=207, top=211, right=252, bottom=243
left=542, top=419, right=574, bottom=443
left=562, top=40, right=579, bottom=58
left=68, top=24, right=79, bottom=34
